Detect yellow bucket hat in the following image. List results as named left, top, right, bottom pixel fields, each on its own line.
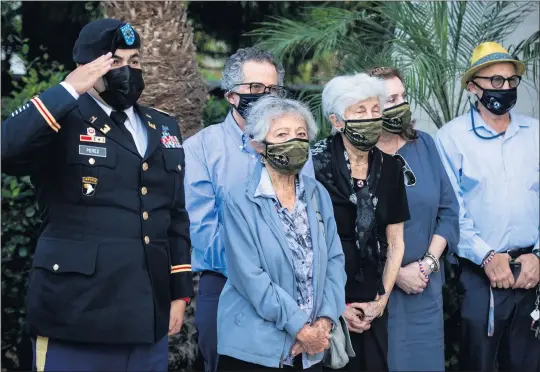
left=461, top=41, right=526, bottom=89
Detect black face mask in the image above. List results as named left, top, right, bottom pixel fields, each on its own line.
left=234, top=93, right=267, bottom=119
left=99, top=66, right=145, bottom=111
left=475, top=85, right=517, bottom=116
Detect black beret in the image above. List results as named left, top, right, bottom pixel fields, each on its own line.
left=72, top=18, right=141, bottom=64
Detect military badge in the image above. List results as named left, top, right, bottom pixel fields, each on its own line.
left=120, top=23, right=136, bottom=46
left=100, top=124, right=111, bottom=134
left=82, top=177, right=98, bottom=196
left=87, top=127, right=96, bottom=136
left=161, top=126, right=182, bottom=148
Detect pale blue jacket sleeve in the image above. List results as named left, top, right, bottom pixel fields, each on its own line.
left=222, top=195, right=310, bottom=338
left=435, top=129, right=492, bottom=265
left=184, top=139, right=227, bottom=276
left=315, top=188, right=346, bottom=325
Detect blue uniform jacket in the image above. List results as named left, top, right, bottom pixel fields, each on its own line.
left=217, top=160, right=346, bottom=368
left=1, top=84, right=193, bottom=344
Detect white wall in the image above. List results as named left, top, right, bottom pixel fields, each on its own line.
left=414, top=3, right=540, bottom=136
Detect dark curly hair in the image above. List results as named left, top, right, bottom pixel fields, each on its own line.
left=365, top=66, right=418, bottom=141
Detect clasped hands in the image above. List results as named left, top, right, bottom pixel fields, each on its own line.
left=484, top=253, right=539, bottom=290
left=291, top=318, right=332, bottom=357
left=342, top=296, right=386, bottom=334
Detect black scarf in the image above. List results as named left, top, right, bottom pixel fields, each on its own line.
left=311, top=134, right=386, bottom=297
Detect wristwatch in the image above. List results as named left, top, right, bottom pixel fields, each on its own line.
left=534, top=249, right=540, bottom=260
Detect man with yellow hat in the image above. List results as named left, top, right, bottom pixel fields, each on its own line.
left=435, top=41, right=540, bottom=371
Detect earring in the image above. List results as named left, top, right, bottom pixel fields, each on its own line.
left=339, top=127, right=344, bottom=133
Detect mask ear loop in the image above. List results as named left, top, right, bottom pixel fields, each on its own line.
left=466, top=81, right=505, bottom=140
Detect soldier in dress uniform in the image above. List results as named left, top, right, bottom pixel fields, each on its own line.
left=1, top=18, right=193, bottom=371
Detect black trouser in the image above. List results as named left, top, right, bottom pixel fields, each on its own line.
left=459, top=259, right=540, bottom=371
left=324, top=308, right=388, bottom=372
left=218, top=355, right=322, bottom=371
left=195, top=271, right=227, bottom=372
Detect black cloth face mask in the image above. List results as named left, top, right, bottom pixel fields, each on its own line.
left=99, top=66, right=145, bottom=111
left=473, top=82, right=517, bottom=116
left=233, top=93, right=268, bottom=119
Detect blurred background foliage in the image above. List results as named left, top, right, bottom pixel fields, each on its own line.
left=1, top=1, right=538, bottom=371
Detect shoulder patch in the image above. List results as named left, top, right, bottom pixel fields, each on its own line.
left=150, top=107, right=173, bottom=117
left=10, top=103, right=30, bottom=117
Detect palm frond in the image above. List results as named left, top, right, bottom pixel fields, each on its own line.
left=251, top=1, right=539, bottom=128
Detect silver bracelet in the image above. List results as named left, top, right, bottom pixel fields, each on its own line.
left=424, top=252, right=440, bottom=272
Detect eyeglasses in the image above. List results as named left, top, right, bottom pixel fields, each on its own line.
left=393, top=154, right=416, bottom=187
left=231, top=82, right=289, bottom=97
left=473, top=75, right=522, bottom=89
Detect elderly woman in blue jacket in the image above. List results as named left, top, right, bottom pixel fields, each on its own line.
left=216, top=95, right=346, bottom=371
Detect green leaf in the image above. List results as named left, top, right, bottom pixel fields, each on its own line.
left=18, top=247, right=27, bottom=257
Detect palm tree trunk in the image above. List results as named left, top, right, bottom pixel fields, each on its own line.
left=103, top=1, right=207, bottom=140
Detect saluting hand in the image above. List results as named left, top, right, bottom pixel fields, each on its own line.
left=64, top=53, right=114, bottom=95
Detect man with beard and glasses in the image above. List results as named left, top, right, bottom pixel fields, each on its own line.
left=1, top=19, right=193, bottom=371
left=183, top=47, right=314, bottom=372
left=436, top=42, right=540, bottom=371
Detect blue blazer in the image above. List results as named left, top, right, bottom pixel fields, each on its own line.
left=217, top=160, right=346, bottom=368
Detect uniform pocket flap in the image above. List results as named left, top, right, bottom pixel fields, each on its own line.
left=32, top=237, right=99, bottom=275
left=66, top=144, right=117, bottom=169
left=162, top=149, right=185, bottom=173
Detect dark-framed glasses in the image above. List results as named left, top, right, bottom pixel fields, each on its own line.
left=393, top=154, right=416, bottom=187
left=231, top=82, right=289, bottom=97
left=473, top=75, right=521, bottom=89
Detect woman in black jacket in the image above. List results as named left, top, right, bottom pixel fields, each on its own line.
left=311, top=73, right=409, bottom=371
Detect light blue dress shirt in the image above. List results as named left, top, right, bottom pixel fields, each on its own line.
left=435, top=108, right=539, bottom=265
left=184, top=111, right=315, bottom=276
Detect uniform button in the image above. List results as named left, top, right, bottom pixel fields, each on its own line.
left=142, top=162, right=149, bottom=171
left=144, top=236, right=150, bottom=244
left=143, top=211, right=149, bottom=220
left=53, top=264, right=59, bottom=271
left=141, top=187, right=148, bottom=195
left=177, top=165, right=182, bottom=171
left=88, top=158, right=95, bottom=165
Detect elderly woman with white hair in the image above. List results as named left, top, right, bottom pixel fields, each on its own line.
left=311, top=73, right=409, bottom=371
left=216, top=95, right=346, bottom=371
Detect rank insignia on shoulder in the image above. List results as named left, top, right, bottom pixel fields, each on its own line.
left=11, top=103, right=30, bottom=117
left=82, top=177, right=98, bottom=196
left=150, top=107, right=172, bottom=117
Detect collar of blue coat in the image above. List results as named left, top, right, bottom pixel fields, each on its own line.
left=246, top=159, right=316, bottom=203
left=254, top=165, right=305, bottom=208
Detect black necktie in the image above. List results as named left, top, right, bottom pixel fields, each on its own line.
left=110, top=111, right=137, bottom=148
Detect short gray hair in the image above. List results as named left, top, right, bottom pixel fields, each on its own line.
left=245, top=96, right=319, bottom=142
left=322, top=73, right=387, bottom=134
left=221, top=47, right=285, bottom=92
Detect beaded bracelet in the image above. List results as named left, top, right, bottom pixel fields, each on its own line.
left=481, top=251, right=496, bottom=268
left=418, top=260, right=429, bottom=279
